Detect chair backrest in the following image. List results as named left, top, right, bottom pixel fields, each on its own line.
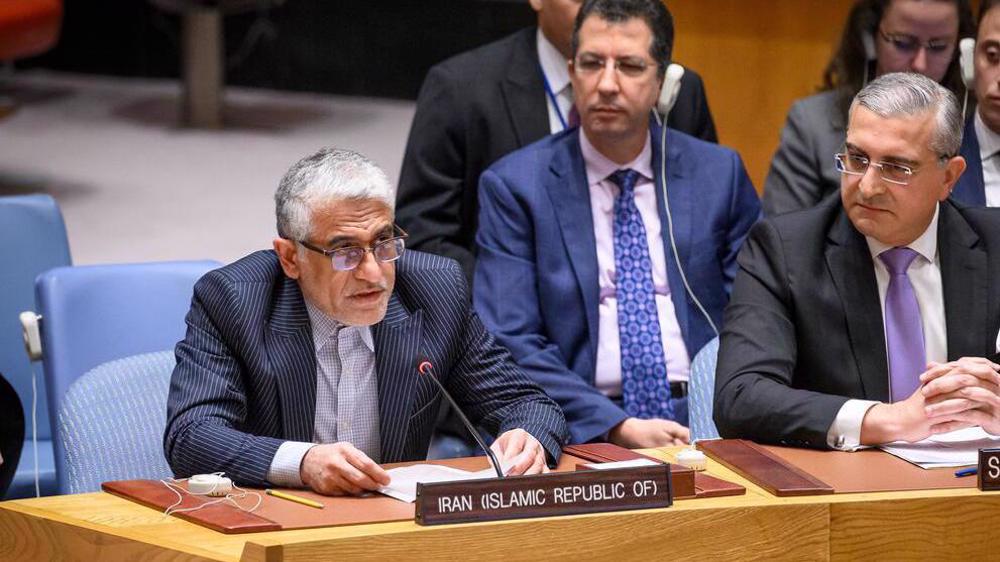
left=689, top=336, right=721, bottom=442
left=0, top=194, right=72, bottom=443
left=57, top=351, right=175, bottom=494
left=35, top=259, right=219, bottom=493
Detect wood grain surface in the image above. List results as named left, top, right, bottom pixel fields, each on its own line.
left=3, top=446, right=999, bottom=561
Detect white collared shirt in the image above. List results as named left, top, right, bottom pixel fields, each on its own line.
left=579, top=130, right=691, bottom=397
left=537, top=29, right=573, bottom=134
left=974, top=109, right=1000, bottom=208
left=827, top=207, right=945, bottom=449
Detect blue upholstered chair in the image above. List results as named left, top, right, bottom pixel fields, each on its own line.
left=57, top=351, right=175, bottom=494
left=0, top=194, right=71, bottom=498
left=27, top=260, right=219, bottom=494
left=689, top=337, right=721, bottom=442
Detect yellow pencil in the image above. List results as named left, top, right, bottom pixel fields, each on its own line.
left=266, top=489, right=325, bottom=509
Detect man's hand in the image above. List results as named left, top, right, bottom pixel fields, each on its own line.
left=920, top=357, right=1000, bottom=435
left=608, top=417, right=690, bottom=448
left=859, top=357, right=1000, bottom=445
left=490, top=429, right=549, bottom=476
left=860, top=386, right=943, bottom=444
left=299, top=443, right=390, bottom=496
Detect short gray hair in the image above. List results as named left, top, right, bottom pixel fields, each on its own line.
left=275, top=147, right=394, bottom=240
left=850, top=72, right=963, bottom=158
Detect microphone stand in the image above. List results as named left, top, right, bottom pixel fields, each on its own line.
left=418, top=361, right=505, bottom=479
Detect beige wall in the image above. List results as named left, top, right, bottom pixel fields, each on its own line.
left=669, top=0, right=856, bottom=192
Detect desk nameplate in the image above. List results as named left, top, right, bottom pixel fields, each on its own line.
left=414, top=465, right=672, bottom=526
left=979, top=448, right=1000, bottom=491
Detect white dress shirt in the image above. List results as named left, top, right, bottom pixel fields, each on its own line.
left=827, top=207, right=945, bottom=449
left=537, top=29, right=573, bottom=134
left=579, top=131, right=691, bottom=398
left=974, top=110, right=1000, bottom=208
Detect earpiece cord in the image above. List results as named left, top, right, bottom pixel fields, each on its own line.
left=159, top=476, right=262, bottom=518
left=656, top=113, right=720, bottom=338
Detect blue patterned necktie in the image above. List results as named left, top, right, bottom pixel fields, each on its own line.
left=609, top=169, right=674, bottom=420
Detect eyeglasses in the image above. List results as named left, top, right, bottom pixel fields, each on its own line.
left=878, top=29, right=954, bottom=56
left=297, top=226, right=408, bottom=271
left=572, top=54, right=655, bottom=78
left=834, top=152, right=949, bottom=186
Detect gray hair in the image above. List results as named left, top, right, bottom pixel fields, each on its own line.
left=850, top=72, right=963, bottom=158
left=275, top=147, right=394, bottom=240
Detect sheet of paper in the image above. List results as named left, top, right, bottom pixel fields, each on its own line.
left=378, top=461, right=512, bottom=503
left=879, top=427, right=1000, bottom=469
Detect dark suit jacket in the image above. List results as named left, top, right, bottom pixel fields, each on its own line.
left=396, top=27, right=718, bottom=281
left=164, top=250, right=568, bottom=485
left=474, top=124, right=760, bottom=444
left=715, top=197, right=1000, bottom=448
left=954, top=118, right=987, bottom=206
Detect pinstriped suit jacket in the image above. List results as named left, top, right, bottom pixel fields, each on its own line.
left=164, top=250, right=568, bottom=486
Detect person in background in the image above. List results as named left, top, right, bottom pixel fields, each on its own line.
left=395, top=0, right=717, bottom=283
left=763, top=0, right=975, bottom=216
left=475, top=0, right=760, bottom=447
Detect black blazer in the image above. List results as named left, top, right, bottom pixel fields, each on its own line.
left=396, top=27, right=717, bottom=281
left=714, top=196, right=1000, bottom=448
left=164, top=250, right=568, bottom=485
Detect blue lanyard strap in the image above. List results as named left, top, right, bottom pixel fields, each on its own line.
left=540, top=65, right=568, bottom=131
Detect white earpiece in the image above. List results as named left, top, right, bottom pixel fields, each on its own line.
left=656, top=63, right=685, bottom=118
left=960, top=37, right=976, bottom=89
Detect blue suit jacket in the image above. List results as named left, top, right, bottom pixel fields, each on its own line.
left=164, top=250, right=568, bottom=485
left=474, top=124, right=761, bottom=444
left=954, top=118, right=987, bottom=206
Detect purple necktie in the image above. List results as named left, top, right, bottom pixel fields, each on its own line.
left=879, top=247, right=925, bottom=402
left=567, top=104, right=580, bottom=128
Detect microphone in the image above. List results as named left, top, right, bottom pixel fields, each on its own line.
left=417, top=360, right=505, bottom=479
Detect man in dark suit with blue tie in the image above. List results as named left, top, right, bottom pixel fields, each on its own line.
left=473, top=0, right=761, bottom=447
left=165, top=148, right=568, bottom=496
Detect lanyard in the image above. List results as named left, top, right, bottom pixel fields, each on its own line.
left=540, top=66, right=569, bottom=131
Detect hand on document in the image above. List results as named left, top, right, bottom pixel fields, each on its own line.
left=921, top=357, right=1000, bottom=436
left=300, top=442, right=391, bottom=496
left=490, top=429, right=549, bottom=475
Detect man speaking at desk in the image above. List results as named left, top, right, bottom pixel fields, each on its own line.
left=716, top=72, right=1000, bottom=450
left=164, top=148, right=568, bottom=495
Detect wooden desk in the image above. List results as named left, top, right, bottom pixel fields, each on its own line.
left=1, top=447, right=997, bottom=561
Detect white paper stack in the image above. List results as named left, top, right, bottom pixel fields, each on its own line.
left=879, top=427, right=1000, bottom=469
left=378, top=461, right=512, bottom=503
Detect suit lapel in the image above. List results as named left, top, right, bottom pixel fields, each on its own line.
left=371, top=293, right=423, bottom=463
left=547, top=132, right=601, bottom=369
left=825, top=210, right=889, bottom=400
left=266, top=276, right=317, bottom=442
left=653, top=125, right=694, bottom=346
left=500, top=28, right=551, bottom=146
left=939, top=202, right=987, bottom=359
left=953, top=119, right=986, bottom=206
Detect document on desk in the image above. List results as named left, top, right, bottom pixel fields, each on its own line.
left=879, top=427, right=1000, bottom=469
left=378, top=461, right=513, bottom=503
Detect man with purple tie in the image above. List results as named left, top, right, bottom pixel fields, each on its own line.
left=716, top=72, right=1000, bottom=450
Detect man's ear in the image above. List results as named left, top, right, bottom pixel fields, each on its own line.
left=939, top=155, right=968, bottom=201
left=273, top=238, right=301, bottom=279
